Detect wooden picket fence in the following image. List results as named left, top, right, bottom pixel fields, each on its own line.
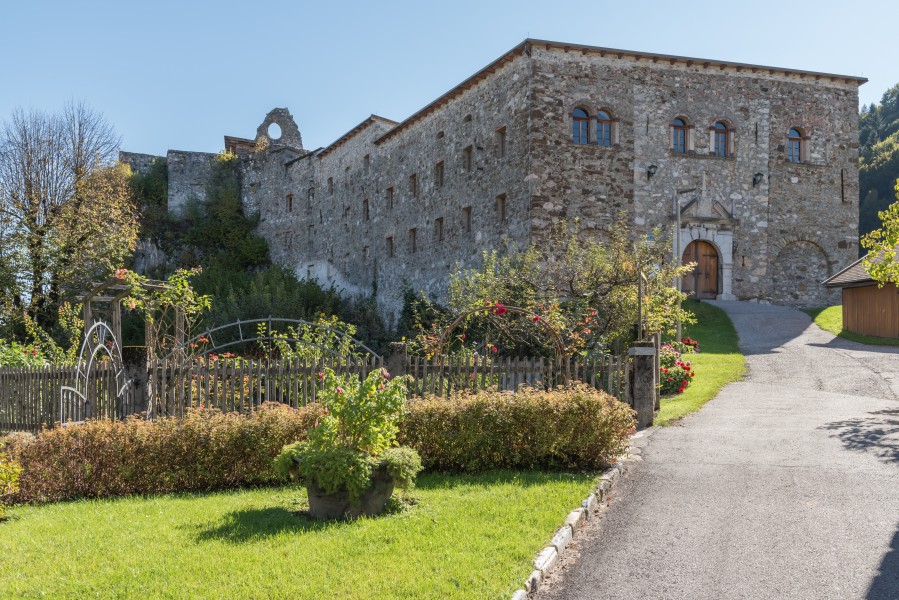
left=0, top=353, right=627, bottom=433
left=404, top=354, right=627, bottom=399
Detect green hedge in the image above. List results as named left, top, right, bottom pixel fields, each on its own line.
left=2, top=386, right=635, bottom=504
left=400, top=384, right=635, bottom=471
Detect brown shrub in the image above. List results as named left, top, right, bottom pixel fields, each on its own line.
left=2, top=403, right=322, bottom=503
left=398, top=384, right=635, bottom=472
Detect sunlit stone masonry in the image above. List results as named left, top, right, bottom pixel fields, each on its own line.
left=122, top=39, right=864, bottom=324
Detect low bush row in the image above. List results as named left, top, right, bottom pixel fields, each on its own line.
left=2, top=385, right=635, bottom=504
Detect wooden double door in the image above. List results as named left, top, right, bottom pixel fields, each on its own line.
left=682, top=240, right=719, bottom=299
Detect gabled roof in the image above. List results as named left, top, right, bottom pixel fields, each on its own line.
left=823, top=253, right=883, bottom=288
left=371, top=38, right=867, bottom=147
left=318, top=115, right=398, bottom=158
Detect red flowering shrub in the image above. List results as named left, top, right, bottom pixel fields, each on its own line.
left=659, top=343, right=696, bottom=395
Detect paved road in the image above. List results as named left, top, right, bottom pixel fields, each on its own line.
left=540, top=301, right=899, bottom=600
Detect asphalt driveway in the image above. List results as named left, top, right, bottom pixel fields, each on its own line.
left=539, top=301, right=899, bottom=600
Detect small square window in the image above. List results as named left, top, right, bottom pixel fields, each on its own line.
left=496, top=127, right=507, bottom=158
left=435, top=160, right=444, bottom=187
left=463, top=206, right=472, bottom=232
left=434, top=217, right=444, bottom=242
left=495, top=193, right=507, bottom=222
left=386, top=186, right=394, bottom=209
left=463, top=146, right=473, bottom=172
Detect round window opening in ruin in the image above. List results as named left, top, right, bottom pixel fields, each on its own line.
left=268, top=122, right=282, bottom=140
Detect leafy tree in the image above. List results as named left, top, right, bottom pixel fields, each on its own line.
left=0, top=102, right=137, bottom=339
left=860, top=179, right=899, bottom=285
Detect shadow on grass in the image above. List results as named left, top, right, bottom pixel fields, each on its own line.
left=820, top=408, right=899, bottom=464
left=193, top=470, right=592, bottom=543
left=194, top=505, right=344, bottom=543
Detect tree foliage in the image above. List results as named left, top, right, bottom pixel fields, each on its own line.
left=0, top=102, right=137, bottom=340
left=860, top=84, right=899, bottom=239
left=860, top=180, right=899, bottom=285
left=425, top=218, right=695, bottom=357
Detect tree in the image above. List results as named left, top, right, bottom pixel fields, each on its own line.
left=0, top=102, right=137, bottom=338
left=860, top=180, right=899, bottom=285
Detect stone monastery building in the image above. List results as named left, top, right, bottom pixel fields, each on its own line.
left=123, top=39, right=865, bottom=324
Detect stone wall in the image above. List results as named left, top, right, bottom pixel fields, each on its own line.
left=526, top=44, right=859, bottom=306
left=246, top=53, right=533, bottom=324
left=166, top=150, right=217, bottom=214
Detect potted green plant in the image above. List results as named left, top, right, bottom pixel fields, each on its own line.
left=275, top=367, right=422, bottom=519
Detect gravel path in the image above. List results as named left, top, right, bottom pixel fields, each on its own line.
left=538, top=301, right=899, bottom=600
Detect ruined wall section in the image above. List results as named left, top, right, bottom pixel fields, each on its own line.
left=166, top=150, right=217, bottom=214
left=119, top=151, right=162, bottom=175
left=527, top=46, right=859, bottom=306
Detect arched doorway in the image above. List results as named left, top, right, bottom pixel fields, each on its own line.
left=683, top=240, right=720, bottom=299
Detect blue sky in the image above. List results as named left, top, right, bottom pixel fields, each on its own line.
left=2, top=0, right=896, bottom=156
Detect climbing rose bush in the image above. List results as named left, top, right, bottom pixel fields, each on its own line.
left=659, top=343, right=696, bottom=395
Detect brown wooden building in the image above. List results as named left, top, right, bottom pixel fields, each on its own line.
left=823, top=254, right=899, bottom=339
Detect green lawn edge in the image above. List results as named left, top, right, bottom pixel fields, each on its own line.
left=0, top=471, right=598, bottom=599
left=803, top=305, right=899, bottom=347
left=655, top=299, right=746, bottom=426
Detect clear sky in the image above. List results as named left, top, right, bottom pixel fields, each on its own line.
left=2, top=0, right=896, bottom=156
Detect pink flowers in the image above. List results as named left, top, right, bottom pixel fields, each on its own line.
left=493, top=302, right=507, bottom=316
left=532, top=315, right=541, bottom=322
left=114, top=268, right=128, bottom=280
left=317, top=372, right=326, bottom=381
left=336, top=387, right=344, bottom=395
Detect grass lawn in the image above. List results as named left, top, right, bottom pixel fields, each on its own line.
left=803, top=305, right=899, bottom=347
left=655, top=299, right=746, bottom=426
left=0, top=471, right=594, bottom=599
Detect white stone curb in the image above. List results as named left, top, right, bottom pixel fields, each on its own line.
left=511, top=438, right=642, bottom=599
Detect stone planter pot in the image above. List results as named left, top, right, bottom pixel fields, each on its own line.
left=306, top=462, right=395, bottom=520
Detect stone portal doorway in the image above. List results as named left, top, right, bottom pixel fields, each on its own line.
left=683, top=240, right=719, bottom=299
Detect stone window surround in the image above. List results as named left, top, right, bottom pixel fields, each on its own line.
left=567, top=103, right=621, bottom=147
left=707, top=120, right=736, bottom=157
left=786, top=126, right=811, bottom=163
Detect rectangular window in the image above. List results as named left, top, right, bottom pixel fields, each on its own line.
left=308, top=225, right=314, bottom=250
left=343, top=206, right=350, bottom=220
left=463, top=145, right=473, bottom=172
left=386, top=186, right=394, bottom=209
left=435, top=160, right=444, bottom=187
left=434, top=217, right=444, bottom=242
left=286, top=193, right=293, bottom=213
left=463, top=206, right=472, bottom=232
left=363, top=246, right=369, bottom=261
left=410, top=173, right=418, bottom=198
left=362, top=198, right=369, bottom=221
left=307, top=187, right=314, bottom=202
left=327, top=177, right=334, bottom=195
left=344, top=166, right=350, bottom=189
left=496, top=127, right=506, bottom=158
left=495, top=193, right=506, bottom=222
left=787, top=139, right=801, bottom=163
left=409, top=228, right=417, bottom=253
left=363, top=154, right=370, bottom=174
left=386, top=236, right=394, bottom=258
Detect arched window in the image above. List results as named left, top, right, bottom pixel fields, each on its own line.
left=596, top=111, right=613, bottom=147
left=572, top=108, right=589, bottom=144
left=713, top=122, right=728, bottom=157
left=672, top=118, right=688, bottom=153
left=787, top=128, right=802, bottom=163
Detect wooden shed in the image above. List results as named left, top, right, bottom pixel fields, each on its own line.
left=822, top=254, right=899, bottom=339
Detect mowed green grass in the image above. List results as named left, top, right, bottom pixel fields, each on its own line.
left=655, top=300, right=746, bottom=426
left=803, top=305, right=899, bottom=347
left=0, top=471, right=595, bottom=600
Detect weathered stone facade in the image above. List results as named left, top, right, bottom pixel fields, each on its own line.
left=124, top=39, right=864, bottom=319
